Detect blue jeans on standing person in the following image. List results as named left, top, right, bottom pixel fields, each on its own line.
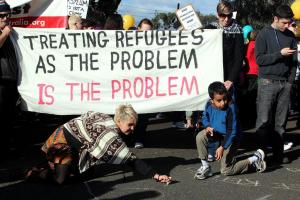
left=256, top=78, right=292, bottom=162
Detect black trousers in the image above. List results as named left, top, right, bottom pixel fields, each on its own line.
left=0, top=81, right=18, bottom=150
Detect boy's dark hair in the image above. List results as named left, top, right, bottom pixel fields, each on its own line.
left=208, top=81, right=227, bottom=99
left=273, top=5, right=294, bottom=19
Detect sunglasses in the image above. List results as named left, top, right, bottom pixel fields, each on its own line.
left=218, top=13, right=233, bottom=18
left=0, top=13, right=11, bottom=19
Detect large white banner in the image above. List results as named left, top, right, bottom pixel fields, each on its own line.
left=10, top=0, right=67, bottom=28
left=6, top=0, right=32, bottom=8
left=11, top=28, right=223, bottom=115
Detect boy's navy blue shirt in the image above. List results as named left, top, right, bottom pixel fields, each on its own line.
left=202, top=100, right=239, bottom=149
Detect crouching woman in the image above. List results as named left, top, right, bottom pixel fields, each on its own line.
left=26, top=104, right=171, bottom=185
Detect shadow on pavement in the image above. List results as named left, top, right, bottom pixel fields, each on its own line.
left=0, top=163, right=165, bottom=200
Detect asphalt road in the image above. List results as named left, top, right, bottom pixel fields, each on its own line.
left=0, top=114, right=300, bottom=200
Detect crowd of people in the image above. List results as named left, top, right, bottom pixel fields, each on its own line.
left=0, top=0, right=300, bottom=185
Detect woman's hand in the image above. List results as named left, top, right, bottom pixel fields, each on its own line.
left=153, top=174, right=172, bottom=184
left=224, top=80, right=233, bottom=90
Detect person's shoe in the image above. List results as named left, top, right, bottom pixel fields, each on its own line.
left=194, top=166, right=213, bottom=180
left=253, top=149, right=267, bottom=173
left=134, top=142, right=144, bottom=149
left=155, top=113, right=165, bottom=119
left=284, top=142, right=293, bottom=151
left=282, top=156, right=291, bottom=164
left=207, top=154, right=215, bottom=162
left=171, top=121, right=187, bottom=129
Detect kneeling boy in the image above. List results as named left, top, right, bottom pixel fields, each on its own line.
left=195, top=81, right=266, bottom=180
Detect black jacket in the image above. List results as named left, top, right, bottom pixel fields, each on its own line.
left=0, top=37, right=18, bottom=82
left=206, top=21, right=244, bottom=83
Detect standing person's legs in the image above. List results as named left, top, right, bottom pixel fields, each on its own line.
left=256, top=79, right=278, bottom=152
left=169, top=111, right=186, bottom=129
left=296, top=79, right=300, bottom=126
left=275, top=82, right=292, bottom=136
left=246, top=75, right=258, bottom=128
left=0, top=82, right=18, bottom=154
left=133, top=114, right=152, bottom=148
left=273, top=82, right=292, bottom=162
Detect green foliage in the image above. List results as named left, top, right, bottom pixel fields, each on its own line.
left=235, top=0, right=294, bottom=30
left=198, top=13, right=218, bottom=27
left=150, top=0, right=295, bottom=30
left=151, top=11, right=217, bottom=30
left=152, top=12, right=177, bottom=30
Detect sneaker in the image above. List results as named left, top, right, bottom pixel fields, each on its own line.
left=253, top=149, right=266, bottom=173
left=282, top=156, right=291, bottom=164
left=207, top=154, right=215, bottom=162
left=155, top=113, right=165, bottom=119
left=284, top=142, right=293, bottom=151
left=194, top=166, right=213, bottom=180
left=134, top=142, right=144, bottom=149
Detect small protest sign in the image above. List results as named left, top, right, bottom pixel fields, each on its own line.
left=67, top=0, right=90, bottom=19
left=176, top=4, right=203, bottom=31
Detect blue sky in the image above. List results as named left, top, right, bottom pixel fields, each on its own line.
left=118, top=0, right=219, bottom=24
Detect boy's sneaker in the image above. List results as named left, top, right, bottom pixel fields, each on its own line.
left=253, top=149, right=266, bottom=173
left=194, top=166, right=213, bottom=180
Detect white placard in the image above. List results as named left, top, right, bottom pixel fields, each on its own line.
left=67, top=0, right=90, bottom=19
left=176, top=4, right=203, bottom=31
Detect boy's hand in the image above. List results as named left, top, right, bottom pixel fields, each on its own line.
left=215, top=146, right=224, bottom=161
left=205, top=127, right=214, bottom=136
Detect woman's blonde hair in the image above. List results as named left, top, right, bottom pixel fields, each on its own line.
left=114, top=104, right=138, bottom=123
left=68, top=14, right=82, bottom=30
